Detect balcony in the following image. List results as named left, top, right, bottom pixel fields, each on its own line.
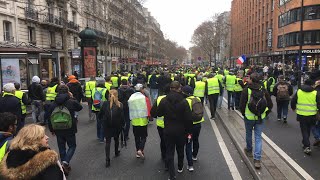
left=25, top=8, right=38, bottom=21
left=67, top=21, right=79, bottom=32
left=3, top=35, right=14, bottom=42
left=40, top=13, right=79, bottom=32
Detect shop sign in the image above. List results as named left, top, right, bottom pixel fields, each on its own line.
left=267, top=28, right=272, bottom=48
left=302, top=49, right=320, bottom=54
left=72, top=49, right=81, bottom=58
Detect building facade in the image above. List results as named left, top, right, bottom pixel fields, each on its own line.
left=231, top=0, right=320, bottom=70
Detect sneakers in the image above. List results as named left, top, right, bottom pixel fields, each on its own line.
left=283, top=117, right=287, bottom=123
left=137, top=150, right=144, bottom=158
left=254, top=159, right=261, bottom=169
left=192, top=156, right=198, bottom=161
left=177, top=166, right=184, bottom=173
left=304, top=147, right=312, bottom=155
left=62, top=161, right=71, bottom=176
left=105, top=160, right=110, bottom=168
left=168, top=176, right=176, bottom=180
left=115, top=150, right=120, bottom=157
left=244, top=147, right=253, bottom=157
left=277, top=118, right=281, bottom=121
left=136, top=153, right=141, bottom=158
left=187, top=165, right=194, bottom=172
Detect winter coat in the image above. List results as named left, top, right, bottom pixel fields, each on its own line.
left=0, top=147, right=64, bottom=180
left=291, top=84, right=320, bottom=121
left=0, top=94, right=22, bottom=121
left=98, top=101, right=125, bottom=138
left=28, top=82, right=45, bottom=101
left=272, top=81, right=293, bottom=101
left=67, top=79, right=84, bottom=102
left=118, top=85, right=135, bottom=110
left=46, top=94, right=83, bottom=136
left=239, top=82, right=273, bottom=116
left=149, top=74, right=158, bottom=89
left=157, top=91, right=193, bottom=135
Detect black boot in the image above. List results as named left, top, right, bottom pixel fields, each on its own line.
left=115, top=150, right=120, bottom=157
left=106, top=160, right=110, bottom=168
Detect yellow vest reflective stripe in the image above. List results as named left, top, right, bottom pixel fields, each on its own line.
left=91, top=87, right=107, bottom=111
left=105, top=82, right=112, bottom=91
left=147, top=75, right=152, bottom=84
left=111, top=76, right=119, bottom=88
left=207, top=78, right=220, bottom=95
left=0, top=141, right=8, bottom=161
left=194, top=81, right=205, bottom=97
left=245, top=89, right=268, bottom=120
left=226, top=75, right=236, bottom=91
left=268, top=77, right=276, bottom=93
left=15, top=90, right=26, bottom=114
left=296, top=90, right=317, bottom=116
left=85, top=81, right=96, bottom=98
left=132, top=117, right=148, bottom=126
left=234, top=78, right=243, bottom=92
left=156, top=95, right=166, bottom=128
left=186, top=96, right=204, bottom=124
left=188, top=77, right=196, bottom=85
left=46, top=84, right=58, bottom=101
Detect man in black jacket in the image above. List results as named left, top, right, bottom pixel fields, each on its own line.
left=67, top=75, right=84, bottom=121
left=28, top=76, right=45, bottom=123
left=157, top=81, right=193, bottom=180
left=0, top=83, right=22, bottom=123
left=46, top=85, right=82, bottom=176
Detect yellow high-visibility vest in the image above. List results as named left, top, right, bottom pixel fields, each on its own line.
left=194, top=81, right=205, bottom=97
left=186, top=96, right=204, bottom=124
left=245, top=89, right=268, bottom=120
left=234, top=78, right=243, bottom=92
left=0, top=141, right=8, bottom=161
left=105, top=82, right=112, bottom=91
left=85, top=81, right=96, bottom=98
left=111, top=76, right=119, bottom=88
left=46, top=84, right=58, bottom=101
left=207, top=78, right=220, bottom=95
left=226, top=75, right=236, bottom=91
left=296, top=90, right=317, bottom=116
left=15, top=90, right=26, bottom=114
left=156, top=95, right=166, bottom=128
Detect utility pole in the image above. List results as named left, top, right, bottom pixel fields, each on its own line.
left=62, top=0, right=70, bottom=77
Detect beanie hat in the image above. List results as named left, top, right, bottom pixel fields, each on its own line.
left=135, top=83, right=143, bottom=91
left=32, top=76, right=40, bottom=83
left=68, top=75, right=76, bottom=80
left=3, top=83, right=15, bottom=93
left=182, top=85, right=193, bottom=96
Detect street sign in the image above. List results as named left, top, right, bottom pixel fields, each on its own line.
left=197, top=57, right=202, bottom=61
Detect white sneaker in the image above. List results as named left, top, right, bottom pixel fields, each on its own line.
left=177, top=166, right=184, bottom=173
left=192, top=156, right=197, bottom=161
left=136, top=151, right=141, bottom=158
left=277, top=118, right=281, bottom=121
left=137, top=150, right=144, bottom=158
left=187, top=165, right=194, bottom=172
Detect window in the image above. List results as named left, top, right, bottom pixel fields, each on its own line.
left=49, top=31, right=55, bottom=47
left=315, top=31, right=320, bottom=44
left=3, top=21, right=12, bottom=41
left=304, top=31, right=312, bottom=45
left=74, top=37, right=78, bottom=48
left=28, top=27, right=36, bottom=44
left=72, top=11, right=76, bottom=23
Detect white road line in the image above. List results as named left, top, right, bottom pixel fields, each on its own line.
left=204, top=105, right=242, bottom=180
left=222, top=97, right=314, bottom=180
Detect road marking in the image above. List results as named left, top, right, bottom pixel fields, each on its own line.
left=204, top=105, right=242, bottom=180
left=222, top=97, right=314, bottom=180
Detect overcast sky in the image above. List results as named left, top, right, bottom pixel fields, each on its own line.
left=144, top=0, right=232, bottom=49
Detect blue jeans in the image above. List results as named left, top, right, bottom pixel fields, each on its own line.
left=217, top=89, right=224, bottom=108
left=227, top=91, right=235, bottom=109
left=56, top=134, right=77, bottom=164
left=150, top=88, right=158, bottom=104
left=31, top=100, right=42, bottom=123
left=234, top=91, right=242, bottom=108
left=311, top=121, right=320, bottom=140
left=96, top=113, right=104, bottom=142
left=244, top=117, right=264, bottom=160
left=276, top=101, right=289, bottom=119
left=186, top=123, right=201, bottom=166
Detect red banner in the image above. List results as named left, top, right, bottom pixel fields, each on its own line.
left=83, top=47, right=96, bottom=78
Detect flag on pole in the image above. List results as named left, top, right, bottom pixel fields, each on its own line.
left=237, top=55, right=246, bottom=64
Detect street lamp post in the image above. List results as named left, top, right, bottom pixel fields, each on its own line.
left=298, top=0, right=304, bottom=88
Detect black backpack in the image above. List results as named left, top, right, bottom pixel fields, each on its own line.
left=248, top=88, right=267, bottom=120
left=118, top=87, right=134, bottom=108
left=187, top=97, right=204, bottom=122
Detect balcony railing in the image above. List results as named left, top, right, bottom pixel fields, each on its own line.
left=3, top=35, right=14, bottom=42
left=41, top=13, right=79, bottom=32
left=67, top=21, right=79, bottom=31
left=25, top=7, right=39, bottom=21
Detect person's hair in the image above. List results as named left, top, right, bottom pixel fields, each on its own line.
left=10, top=124, right=46, bottom=151
left=57, top=84, right=69, bottom=94
left=109, top=89, right=120, bottom=109
left=305, top=79, right=314, bottom=86
left=0, top=112, right=16, bottom=132
left=250, top=72, right=261, bottom=83
left=51, top=77, right=59, bottom=83
left=121, top=79, right=128, bottom=85
left=170, top=81, right=181, bottom=92
left=105, top=76, right=111, bottom=82
left=14, top=83, right=20, bottom=90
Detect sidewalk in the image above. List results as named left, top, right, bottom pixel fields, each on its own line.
left=215, top=99, right=312, bottom=180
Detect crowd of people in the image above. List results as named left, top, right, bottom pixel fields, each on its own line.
left=0, top=64, right=319, bottom=180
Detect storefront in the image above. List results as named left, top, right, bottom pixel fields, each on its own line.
left=71, top=49, right=82, bottom=77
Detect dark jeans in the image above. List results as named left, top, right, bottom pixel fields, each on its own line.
left=17, top=114, right=26, bottom=133
left=234, top=91, right=242, bottom=109
left=123, top=108, right=130, bottom=139
left=157, top=127, right=166, bottom=159
left=56, top=134, right=77, bottom=164
left=300, top=119, right=316, bottom=148
left=105, top=134, right=120, bottom=161
left=186, top=123, right=201, bottom=166
left=208, top=94, right=219, bottom=118
left=227, top=91, right=235, bottom=109
left=276, top=100, right=289, bottom=119
left=165, top=133, right=185, bottom=179
left=134, top=136, right=146, bottom=151
left=96, top=112, right=104, bottom=142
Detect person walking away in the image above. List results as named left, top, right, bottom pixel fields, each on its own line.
left=46, top=85, right=82, bottom=176
left=28, top=76, right=45, bottom=123
left=206, top=74, right=223, bottom=120
left=234, top=73, right=245, bottom=110
left=0, top=112, right=16, bottom=161
left=182, top=86, right=204, bottom=172
left=272, top=75, right=293, bottom=123
left=118, top=79, right=135, bottom=141
left=0, top=83, right=22, bottom=126
left=91, top=79, right=108, bottom=143
left=128, top=84, right=151, bottom=159
left=193, top=77, right=206, bottom=104
left=311, top=80, right=320, bottom=146
left=111, top=72, right=120, bottom=89
left=0, top=124, right=66, bottom=179
left=67, top=75, right=84, bottom=121
left=104, top=76, right=113, bottom=91
left=149, top=72, right=159, bottom=104
left=44, top=77, right=60, bottom=124
left=14, top=83, right=31, bottom=131
left=157, top=81, right=193, bottom=180
left=84, top=77, right=96, bottom=121
left=215, top=70, right=225, bottom=109
left=99, top=89, right=125, bottom=168
left=240, top=73, right=273, bottom=169
left=225, top=71, right=237, bottom=110
left=264, top=75, right=276, bottom=95
left=291, top=79, right=320, bottom=155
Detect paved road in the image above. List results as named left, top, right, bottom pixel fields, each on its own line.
left=30, top=103, right=253, bottom=180
left=223, top=89, right=320, bottom=179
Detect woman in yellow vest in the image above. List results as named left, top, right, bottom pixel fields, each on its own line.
left=239, top=73, right=273, bottom=169
left=14, top=83, right=31, bottom=131
left=224, top=72, right=237, bottom=110
left=206, top=74, right=223, bottom=120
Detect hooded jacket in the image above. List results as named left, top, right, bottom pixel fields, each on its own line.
left=0, top=147, right=64, bottom=180
left=291, top=84, right=320, bottom=121
left=239, top=82, right=273, bottom=116
left=118, top=85, right=135, bottom=110
left=0, top=94, right=22, bottom=121
left=28, top=82, right=45, bottom=101
left=157, top=91, right=193, bottom=135
left=67, top=79, right=83, bottom=102
left=272, top=81, right=293, bottom=101
left=46, top=94, right=83, bottom=135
